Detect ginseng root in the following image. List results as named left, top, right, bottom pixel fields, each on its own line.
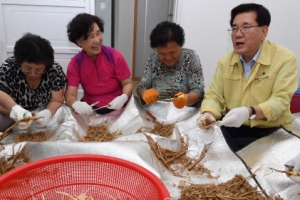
left=0, top=115, right=41, bottom=141
left=79, top=121, right=120, bottom=142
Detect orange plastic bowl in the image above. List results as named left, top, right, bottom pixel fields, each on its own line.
left=0, top=154, right=170, bottom=199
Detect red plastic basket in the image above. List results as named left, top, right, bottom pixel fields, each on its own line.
left=0, top=154, right=170, bottom=200
left=290, top=94, right=300, bottom=113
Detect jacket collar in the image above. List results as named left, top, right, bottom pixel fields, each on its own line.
left=230, top=40, right=271, bottom=66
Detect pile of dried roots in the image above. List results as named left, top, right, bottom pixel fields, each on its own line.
left=13, top=131, right=50, bottom=143
left=179, top=174, right=283, bottom=200
left=149, top=121, right=175, bottom=138
left=79, top=121, right=120, bottom=142
left=172, top=142, right=217, bottom=178
left=144, top=134, right=213, bottom=177
left=0, top=146, right=30, bottom=175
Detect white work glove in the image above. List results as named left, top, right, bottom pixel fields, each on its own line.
left=72, top=101, right=93, bottom=115
left=196, top=112, right=216, bottom=130
left=35, top=109, right=52, bottom=127
left=107, top=94, right=128, bottom=110
left=9, top=105, right=32, bottom=129
left=218, top=107, right=249, bottom=127
left=285, top=153, right=300, bottom=184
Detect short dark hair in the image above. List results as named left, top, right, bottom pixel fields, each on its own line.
left=150, top=21, right=185, bottom=48
left=67, top=13, right=104, bottom=46
left=230, top=3, right=271, bottom=27
left=14, top=33, right=54, bottom=68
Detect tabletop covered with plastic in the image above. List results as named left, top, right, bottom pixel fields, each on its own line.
left=1, top=95, right=300, bottom=199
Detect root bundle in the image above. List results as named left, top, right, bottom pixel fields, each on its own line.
left=149, top=121, right=175, bottom=138
left=144, top=134, right=212, bottom=177
left=79, top=121, right=120, bottom=142
left=179, top=174, right=283, bottom=200
left=144, top=133, right=187, bottom=176
left=0, top=146, right=30, bottom=175
left=0, top=114, right=41, bottom=141
left=13, top=131, right=50, bottom=143
left=269, top=167, right=300, bottom=177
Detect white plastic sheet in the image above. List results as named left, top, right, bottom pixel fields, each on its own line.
left=2, top=95, right=299, bottom=199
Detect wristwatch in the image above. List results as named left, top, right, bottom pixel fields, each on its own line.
left=249, top=107, right=256, bottom=120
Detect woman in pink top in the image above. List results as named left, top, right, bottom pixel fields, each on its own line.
left=65, top=13, right=132, bottom=115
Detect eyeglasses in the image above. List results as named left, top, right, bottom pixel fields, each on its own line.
left=228, top=25, right=261, bottom=35
left=21, top=68, right=45, bottom=75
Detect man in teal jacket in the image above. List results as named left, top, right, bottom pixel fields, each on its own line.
left=197, top=3, right=298, bottom=152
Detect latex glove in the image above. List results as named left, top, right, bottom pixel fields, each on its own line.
left=218, top=107, right=249, bottom=127
left=173, top=92, right=188, bottom=109
left=285, top=153, right=300, bottom=184
left=35, top=109, right=52, bottom=127
left=107, top=94, right=128, bottom=110
left=72, top=101, right=93, bottom=115
left=9, top=105, right=32, bottom=129
left=142, top=88, right=159, bottom=105
left=196, top=112, right=216, bottom=130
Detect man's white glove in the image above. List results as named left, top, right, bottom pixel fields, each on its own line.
left=218, top=107, right=249, bottom=127
left=9, top=105, right=32, bottom=129
left=196, top=112, right=216, bottom=130
left=107, top=94, right=128, bottom=110
left=285, top=153, right=300, bottom=184
left=72, top=101, right=93, bottom=115
left=35, top=109, right=52, bottom=127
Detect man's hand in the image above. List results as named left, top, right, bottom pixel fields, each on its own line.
left=142, top=88, right=159, bottom=105
left=9, top=105, right=32, bottom=129
left=196, top=112, right=216, bottom=130
left=35, top=109, right=52, bottom=127
left=107, top=94, right=128, bottom=110
left=285, top=153, right=300, bottom=184
left=72, top=101, right=93, bottom=115
left=218, top=107, right=249, bottom=127
left=173, top=92, right=188, bottom=109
